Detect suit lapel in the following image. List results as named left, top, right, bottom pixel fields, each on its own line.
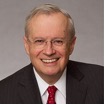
left=66, top=61, right=87, bottom=104
left=17, top=64, right=42, bottom=104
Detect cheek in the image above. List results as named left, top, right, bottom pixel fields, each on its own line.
left=56, top=48, right=70, bottom=69
left=29, top=48, right=43, bottom=58
left=56, top=46, right=70, bottom=59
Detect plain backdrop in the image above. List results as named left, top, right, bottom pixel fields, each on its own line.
left=0, top=0, right=104, bottom=80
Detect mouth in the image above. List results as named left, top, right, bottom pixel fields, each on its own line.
left=41, top=58, right=59, bottom=63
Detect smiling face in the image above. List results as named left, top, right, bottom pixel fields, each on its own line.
left=24, top=13, right=76, bottom=83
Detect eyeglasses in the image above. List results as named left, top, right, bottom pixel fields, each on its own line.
left=27, top=38, right=68, bottom=49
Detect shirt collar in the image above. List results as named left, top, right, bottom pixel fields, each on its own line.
left=33, top=68, right=49, bottom=96
left=55, top=69, right=66, bottom=98
left=33, top=67, right=66, bottom=98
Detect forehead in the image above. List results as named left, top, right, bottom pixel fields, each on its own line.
left=28, top=13, right=69, bottom=38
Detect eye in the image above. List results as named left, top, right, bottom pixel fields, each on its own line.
left=34, top=39, right=45, bottom=45
left=53, top=39, right=63, bottom=45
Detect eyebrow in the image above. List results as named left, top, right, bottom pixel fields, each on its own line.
left=31, top=36, right=66, bottom=40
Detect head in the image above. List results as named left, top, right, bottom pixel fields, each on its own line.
left=24, top=4, right=76, bottom=83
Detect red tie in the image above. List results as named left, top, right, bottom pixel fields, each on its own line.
left=47, top=86, right=57, bottom=104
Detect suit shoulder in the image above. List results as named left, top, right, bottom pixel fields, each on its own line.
left=69, top=60, right=104, bottom=83
left=0, top=64, right=34, bottom=103
left=68, top=60, right=104, bottom=81
left=69, top=60, right=104, bottom=71
left=0, top=64, right=32, bottom=87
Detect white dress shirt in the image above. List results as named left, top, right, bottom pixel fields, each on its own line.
left=33, top=68, right=66, bottom=104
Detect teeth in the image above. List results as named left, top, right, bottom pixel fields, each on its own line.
left=42, top=59, right=57, bottom=63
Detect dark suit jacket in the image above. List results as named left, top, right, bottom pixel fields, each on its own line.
left=0, top=60, right=104, bottom=104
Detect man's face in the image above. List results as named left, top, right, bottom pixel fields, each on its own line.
left=24, top=13, right=76, bottom=78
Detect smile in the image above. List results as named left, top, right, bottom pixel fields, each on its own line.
left=41, top=58, right=59, bottom=63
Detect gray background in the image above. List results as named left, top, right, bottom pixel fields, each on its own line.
left=0, top=0, right=104, bottom=80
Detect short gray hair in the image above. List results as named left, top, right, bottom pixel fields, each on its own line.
left=25, top=4, right=75, bottom=39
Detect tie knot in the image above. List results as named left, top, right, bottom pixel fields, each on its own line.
left=47, top=86, right=57, bottom=94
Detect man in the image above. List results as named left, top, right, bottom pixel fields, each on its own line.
left=0, top=4, right=104, bottom=104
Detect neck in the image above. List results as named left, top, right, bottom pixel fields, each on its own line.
left=36, top=71, right=64, bottom=85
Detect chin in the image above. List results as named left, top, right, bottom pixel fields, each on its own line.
left=44, top=69, right=61, bottom=76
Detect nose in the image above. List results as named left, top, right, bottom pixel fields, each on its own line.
left=43, top=41, right=56, bottom=56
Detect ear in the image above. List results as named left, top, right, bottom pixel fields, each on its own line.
left=69, top=36, right=76, bottom=55
left=23, top=36, right=30, bottom=55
